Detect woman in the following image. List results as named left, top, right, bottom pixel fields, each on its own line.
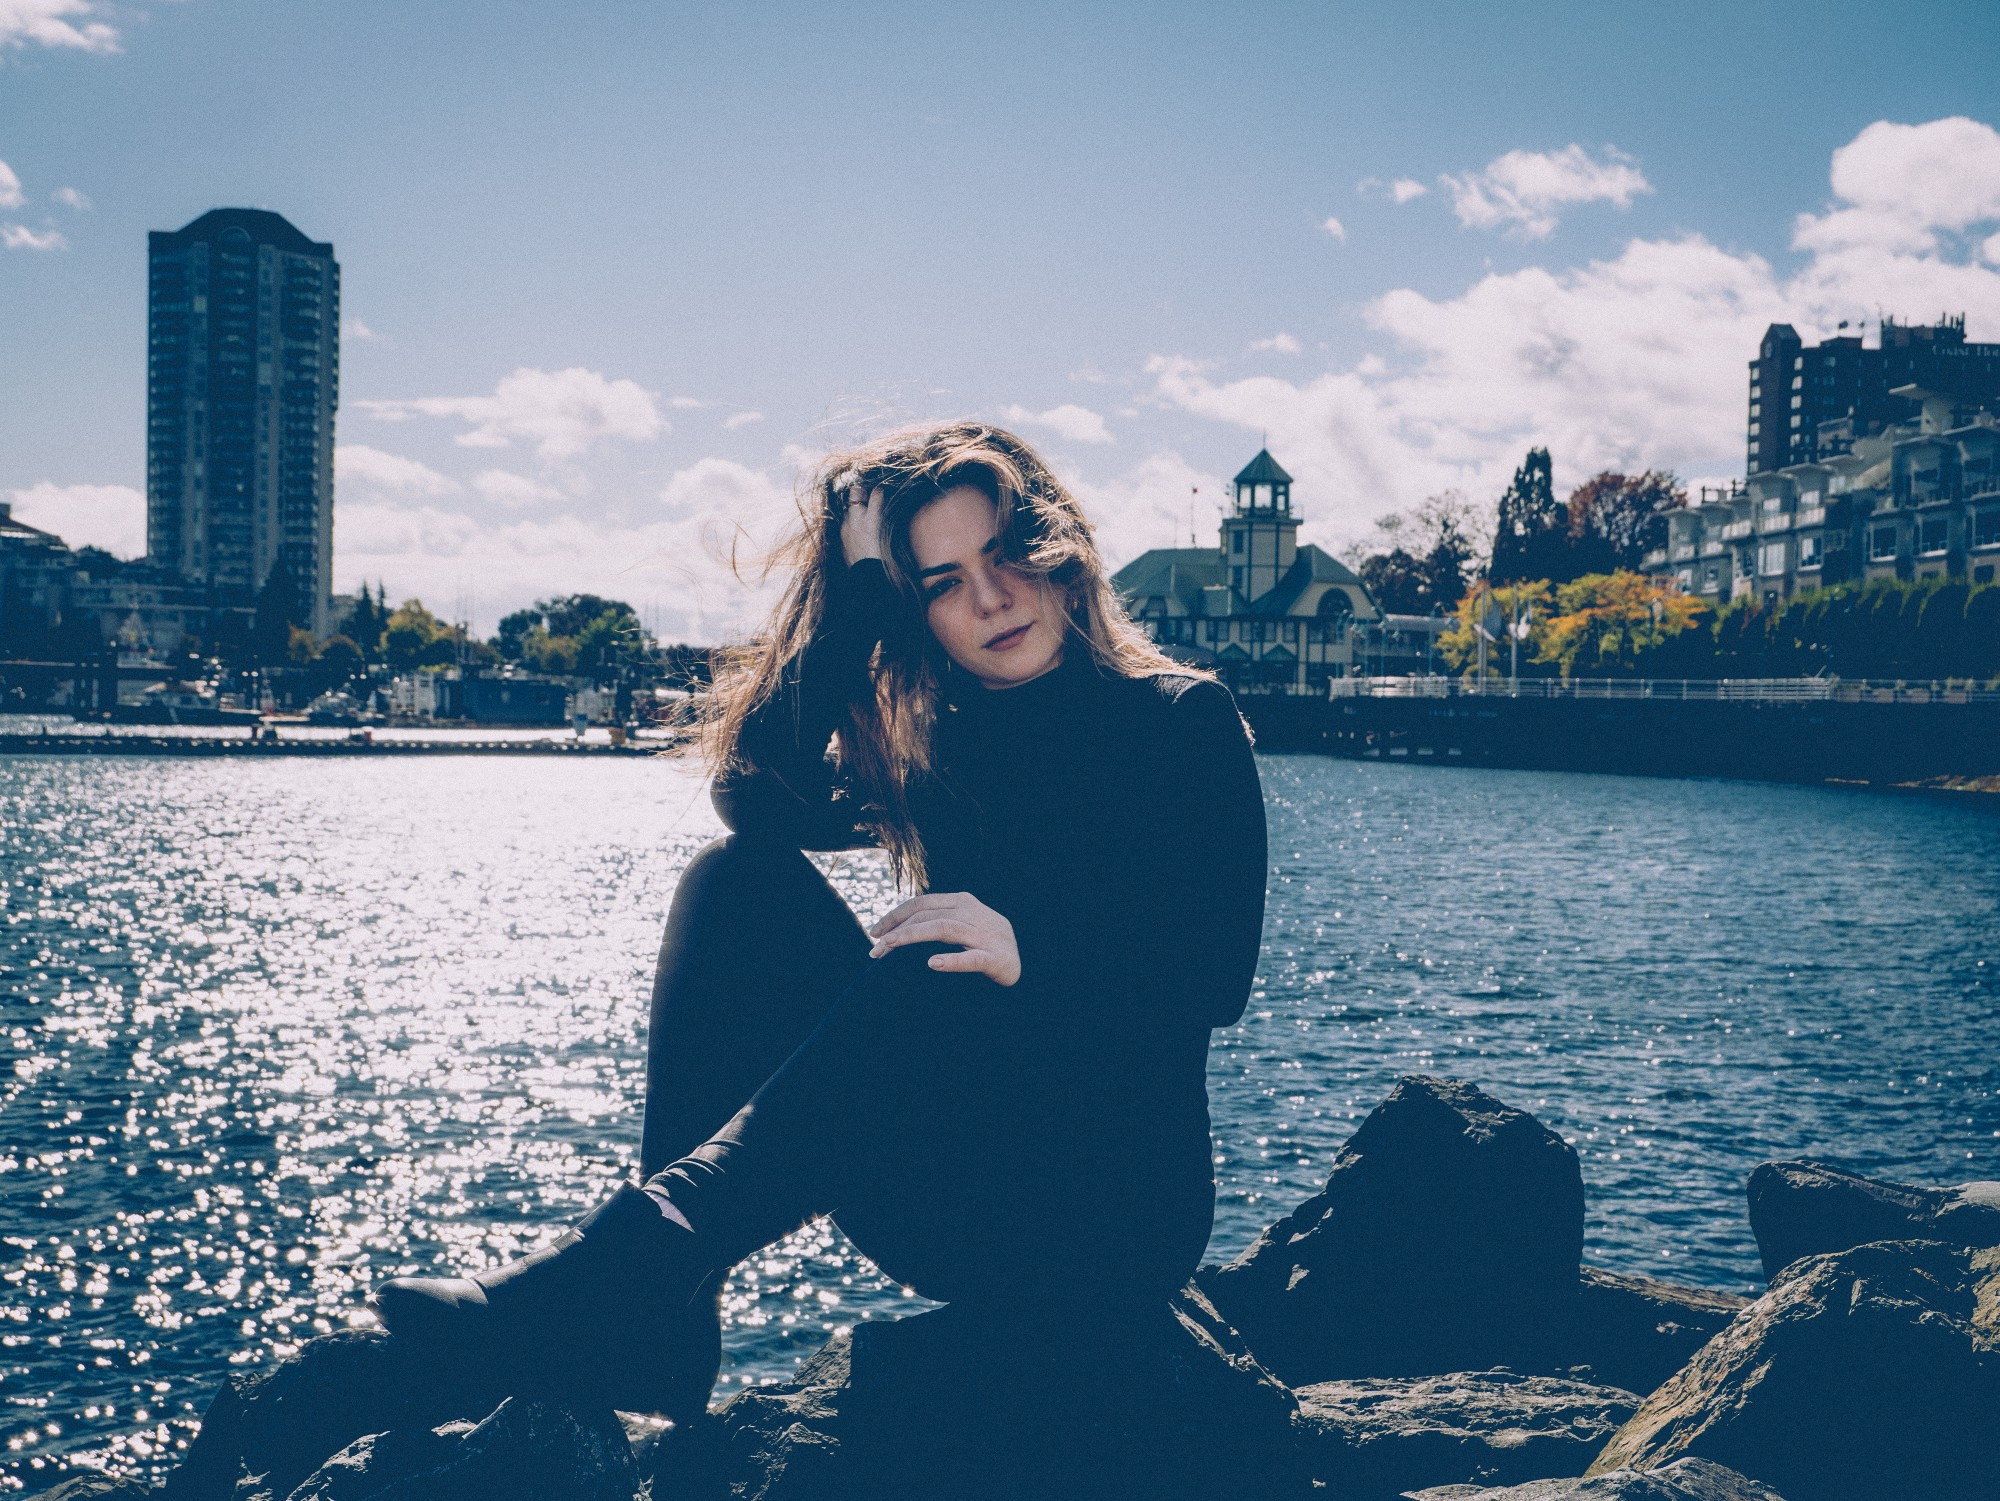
left=372, top=421, right=1268, bottom=1420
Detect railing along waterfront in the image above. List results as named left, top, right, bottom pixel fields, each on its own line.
left=1324, top=676, right=2000, bottom=705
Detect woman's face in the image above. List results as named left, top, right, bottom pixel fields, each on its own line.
left=906, top=485, right=1068, bottom=690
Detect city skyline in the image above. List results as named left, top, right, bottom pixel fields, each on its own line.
left=2, top=1, right=1999, bottom=636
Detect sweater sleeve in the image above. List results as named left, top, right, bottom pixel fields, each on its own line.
left=1011, top=677, right=1268, bottom=1031
left=709, top=559, right=900, bottom=851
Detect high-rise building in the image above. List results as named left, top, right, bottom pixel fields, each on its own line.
left=1746, top=315, right=2000, bottom=477
left=147, top=208, right=339, bottom=635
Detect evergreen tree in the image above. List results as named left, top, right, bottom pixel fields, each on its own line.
left=1489, top=449, right=1566, bottom=583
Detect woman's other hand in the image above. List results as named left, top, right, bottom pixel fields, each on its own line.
left=867, top=892, right=1021, bottom=986
left=839, top=481, right=887, bottom=568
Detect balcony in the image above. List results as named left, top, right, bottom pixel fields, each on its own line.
left=1670, top=544, right=1696, bottom=562
left=1642, top=549, right=1668, bottom=568
left=1699, top=541, right=1725, bottom=557
left=1720, top=520, right=1754, bottom=540
left=1759, top=515, right=1792, bottom=534
left=1795, top=505, right=1826, bottom=527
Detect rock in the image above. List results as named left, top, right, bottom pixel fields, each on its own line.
left=1562, top=1268, right=1748, bottom=1397
left=283, top=1397, right=635, bottom=1501
left=644, top=1287, right=1305, bottom=1500
left=31, top=1476, right=158, bottom=1499
left=1294, top=1368, right=1639, bottom=1499
left=1589, top=1239, right=2000, bottom=1500
left=160, top=1329, right=516, bottom=1501
left=1746, top=1160, right=2000, bottom=1282
left=1203, top=1076, right=1586, bottom=1384
left=1403, top=1454, right=1789, bottom=1498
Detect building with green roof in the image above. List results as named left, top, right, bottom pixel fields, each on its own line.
left=1111, top=449, right=1377, bottom=693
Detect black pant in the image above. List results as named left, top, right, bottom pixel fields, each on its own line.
left=638, top=835, right=1216, bottom=1307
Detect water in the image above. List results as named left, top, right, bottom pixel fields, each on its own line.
left=4, top=749, right=1997, bottom=1488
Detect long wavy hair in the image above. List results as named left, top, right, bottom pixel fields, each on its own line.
left=702, top=419, right=1199, bottom=886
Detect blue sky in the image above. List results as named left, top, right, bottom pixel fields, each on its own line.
left=3, top=0, right=1998, bottom=635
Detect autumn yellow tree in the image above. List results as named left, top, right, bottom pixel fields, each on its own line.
left=1534, top=571, right=1708, bottom=676
left=1440, top=580, right=1554, bottom=674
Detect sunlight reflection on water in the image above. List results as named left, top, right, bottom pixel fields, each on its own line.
left=3, top=750, right=1997, bottom=1488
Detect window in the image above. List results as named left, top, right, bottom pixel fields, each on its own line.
left=1870, top=525, right=1899, bottom=561
left=1762, top=494, right=1783, bottom=514
left=1974, top=508, right=2000, bottom=549
left=1798, top=489, right=1820, bottom=507
left=1676, top=568, right=1694, bottom=589
left=1798, top=534, right=1822, bottom=568
left=1759, top=542, right=1787, bottom=577
left=1232, top=567, right=1243, bottom=594
left=1231, top=532, right=1244, bottom=554
left=1919, top=515, right=1950, bottom=556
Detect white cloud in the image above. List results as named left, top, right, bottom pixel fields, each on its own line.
left=342, top=317, right=381, bottom=342
left=336, top=457, right=799, bottom=640
left=1321, top=216, right=1347, bottom=241
left=471, top=469, right=564, bottom=509
left=1066, top=451, right=1225, bottom=570
left=1442, top=144, right=1651, bottom=239
left=1145, top=116, right=2000, bottom=548
left=335, top=444, right=461, bottom=497
left=52, top=185, right=88, bottom=210
left=999, top=402, right=1113, bottom=445
left=723, top=410, right=764, bottom=430
left=1250, top=333, right=1302, bottom=355
left=7, top=482, right=144, bottom=557
left=1390, top=178, right=1428, bottom=205
left=0, top=0, right=119, bottom=52
left=2, top=223, right=66, bottom=250
left=0, top=160, right=21, bottom=209
left=668, top=395, right=710, bottom=410
left=1793, top=116, right=2000, bottom=255
left=359, top=367, right=666, bottom=460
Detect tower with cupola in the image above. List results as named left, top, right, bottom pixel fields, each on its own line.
left=1219, top=448, right=1299, bottom=602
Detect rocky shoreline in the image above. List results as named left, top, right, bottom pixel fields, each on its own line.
left=33, top=1075, right=2000, bottom=1500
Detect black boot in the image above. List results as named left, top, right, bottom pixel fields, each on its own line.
left=371, top=1182, right=720, bottom=1418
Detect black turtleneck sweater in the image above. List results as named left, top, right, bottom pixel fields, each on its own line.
left=713, top=559, right=1267, bottom=1037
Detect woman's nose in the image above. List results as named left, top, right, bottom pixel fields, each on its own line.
left=970, top=568, right=1012, bottom=614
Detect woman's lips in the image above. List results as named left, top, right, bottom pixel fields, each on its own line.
left=984, top=624, right=1031, bottom=651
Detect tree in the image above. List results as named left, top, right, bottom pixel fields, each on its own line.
left=252, top=559, right=306, bottom=666
left=339, top=583, right=390, bottom=661
left=489, top=593, right=654, bottom=679
left=1565, top=472, right=1686, bottom=575
left=1439, top=579, right=1554, bottom=673
left=1489, top=449, right=1568, bottom=584
left=1353, top=491, right=1480, bottom=615
left=1534, top=571, right=1709, bottom=677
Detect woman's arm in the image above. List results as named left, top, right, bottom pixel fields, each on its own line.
left=1012, top=676, right=1268, bottom=1030
left=709, top=555, right=900, bottom=850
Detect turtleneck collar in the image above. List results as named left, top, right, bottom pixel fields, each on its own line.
left=939, top=636, right=1105, bottom=721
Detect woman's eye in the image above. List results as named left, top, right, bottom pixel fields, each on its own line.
left=924, top=578, right=958, bottom=603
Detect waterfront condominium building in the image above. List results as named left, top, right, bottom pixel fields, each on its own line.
left=147, top=208, right=339, bottom=636
left=1746, top=315, right=2000, bottom=477
left=1112, top=449, right=1379, bottom=694
left=1648, top=389, right=2000, bottom=606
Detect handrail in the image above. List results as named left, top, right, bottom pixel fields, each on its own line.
left=1324, top=675, right=1999, bottom=705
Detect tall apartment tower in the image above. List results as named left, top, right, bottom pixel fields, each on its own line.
left=1746, top=315, right=2000, bottom=477
left=147, top=208, right=339, bottom=635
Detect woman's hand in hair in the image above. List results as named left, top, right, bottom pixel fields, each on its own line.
left=866, top=891, right=1021, bottom=986
left=839, top=481, right=887, bottom=568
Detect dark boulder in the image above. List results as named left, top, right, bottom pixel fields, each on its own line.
left=1561, top=1268, right=1747, bottom=1397
left=1202, top=1076, right=1587, bottom=1384
left=160, top=1330, right=517, bottom=1501
left=282, top=1398, right=635, bottom=1501
left=1746, top=1160, right=2000, bottom=1282
left=1404, top=1454, right=1789, bottom=1498
left=1590, top=1239, right=2000, bottom=1500
left=1294, top=1368, right=1639, bottom=1499
left=28, top=1477, right=157, bottom=1499
left=645, top=1285, right=1305, bottom=1500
